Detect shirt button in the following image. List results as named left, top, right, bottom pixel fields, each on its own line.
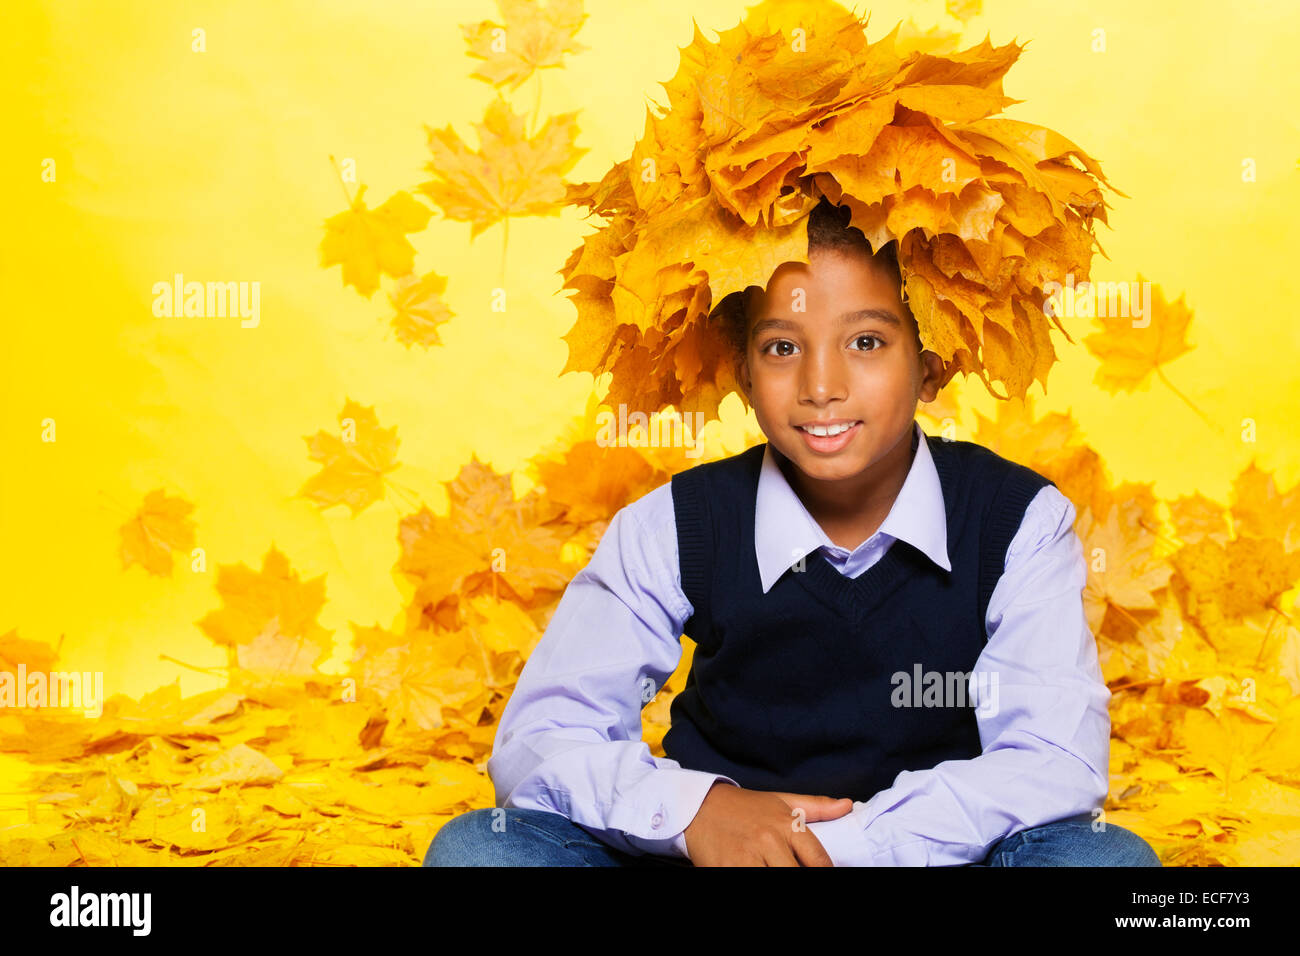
left=651, top=812, right=664, bottom=828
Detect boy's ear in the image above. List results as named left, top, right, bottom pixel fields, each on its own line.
left=918, top=350, right=949, bottom=403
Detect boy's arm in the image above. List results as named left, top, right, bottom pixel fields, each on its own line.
left=486, top=483, right=739, bottom=859
left=804, top=485, right=1112, bottom=866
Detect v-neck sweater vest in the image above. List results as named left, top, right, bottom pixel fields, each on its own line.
left=662, top=430, right=1055, bottom=801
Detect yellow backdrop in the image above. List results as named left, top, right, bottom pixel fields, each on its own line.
left=2, top=0, right=1298, bottom=864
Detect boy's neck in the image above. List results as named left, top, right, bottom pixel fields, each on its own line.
left=775, top=425, right=918, bottom=551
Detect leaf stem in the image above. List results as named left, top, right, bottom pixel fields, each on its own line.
left=327, top=154, right=355, bottom=207
left=530, top=73, right=543, bottom=138
left=158, top=653, right=230, bottom=677
left=1156, top=366, right=1223, bottom=438
left=500, top=215, right=509, bottom=284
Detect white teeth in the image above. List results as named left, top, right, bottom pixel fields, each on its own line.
left=802, top=422, right=855, bottom=437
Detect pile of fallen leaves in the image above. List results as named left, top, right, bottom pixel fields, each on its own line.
left=3, top=0, right=1296, bottom=867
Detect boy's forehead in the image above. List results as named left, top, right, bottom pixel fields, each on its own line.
left=746, top=252, right=904, bottom=317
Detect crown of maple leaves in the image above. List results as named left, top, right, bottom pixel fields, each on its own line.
left=558, top=0, right=1120, bottom=426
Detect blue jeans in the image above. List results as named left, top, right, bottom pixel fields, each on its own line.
left=423, top=807, right=1161, bottom=867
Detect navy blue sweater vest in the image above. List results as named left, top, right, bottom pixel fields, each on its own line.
left=662, top=429, right=1055, bottom=802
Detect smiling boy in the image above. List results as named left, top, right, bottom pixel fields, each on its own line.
left=425, top=198, right=1160, bottom=867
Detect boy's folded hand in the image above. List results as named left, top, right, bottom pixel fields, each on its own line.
left=682, top=781, right=853, bottom=866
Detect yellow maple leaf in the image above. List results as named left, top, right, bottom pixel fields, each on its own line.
left=187, top=742, right=285, bottom=791
left=0, top=629, right=60, bottom=673
left=1168, top=492, right=1233, bottom=548
left=320, top=184, right=432, bottom=297
left=1231, top=460, right=1300, bottom=554
left=1082, top=277, right=1194, bottom=393
left=119, top=488, right=198, bottom=576
left=196, top=545, right=334, bottom=673
left=1076, top=503, right=1172, bottom=640
left=384, top=270, right=454, bottom=348
left=418, top=96, right=585, bottom=239
left=1170, top=535, right=1300, bottom=629
left=461, top=0, right=588, bottom=90
left=298, top=398, right=401, bottom=516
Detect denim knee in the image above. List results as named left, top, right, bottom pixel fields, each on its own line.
left=422, top=807, right=606, bottom=866
left=1101, top=824, right=1162, bottom=867
left=423, top=809, right=498, bottom=867
left=994, top=816, right=1162, bottom=867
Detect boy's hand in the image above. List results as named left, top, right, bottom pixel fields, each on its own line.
left=682, top=781, right=853, bottom=866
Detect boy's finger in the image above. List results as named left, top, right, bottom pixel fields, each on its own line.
left=773, top=792, right=854, bottom=819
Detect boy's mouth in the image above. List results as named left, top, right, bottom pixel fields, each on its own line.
left=795, top=419, right=861, bottom=453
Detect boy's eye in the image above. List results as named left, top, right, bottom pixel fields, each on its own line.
left=850, top=334, right=884, bottom=352
left=761, top=339, right=798, bottom=357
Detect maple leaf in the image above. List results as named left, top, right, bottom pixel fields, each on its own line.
left=1168, top=492, right=1233, bottom=547
left=1076, top=504, right=1172, bottom=640
left=1170, top=536, right=1300, bottom=629
left=944, top=0, right=983, bottom=25
left=118, top=488, right=199, bottom=576
left=971, top=393, right=1079, bottom=471
left=1230, top=461, right=1300, bottom=554
left=298, top=398, right=401, bottom=516
left=895, top=17, right=963, bottom=56
left=384, top=271, right=454, bottom=348
left=196, top=546, right=333, bottom=675
left=1082, top=277, right=1194, bottom=393
left=531, top=440, right=660, bottom=526
left=461, top=0, right=588, bottom=90
left=440, top=457, right=574, bottom=604
left=0, top=629, right=59, bottom=673
left=418, top=96, right=585, bottom=239
left=354, top=636, right=487, bottom=733
left=320, top=184, right=433, bottom=297
left=187, top=742, right=285, bottom=791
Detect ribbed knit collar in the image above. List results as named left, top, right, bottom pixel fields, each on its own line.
left=753, top=420, right=952, bottom=594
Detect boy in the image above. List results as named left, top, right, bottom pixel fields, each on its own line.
left=425, top=198, right=1160, bottom=867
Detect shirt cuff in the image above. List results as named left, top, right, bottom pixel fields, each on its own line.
left=805, top=808, right=874, bottom=866
left=621, top=769, right=740, bottom=859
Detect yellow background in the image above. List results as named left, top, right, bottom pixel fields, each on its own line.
left=3, top=0, right=1297, bottom=716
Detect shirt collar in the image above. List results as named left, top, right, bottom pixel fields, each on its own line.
left=753, top=420, right=951, bottom=593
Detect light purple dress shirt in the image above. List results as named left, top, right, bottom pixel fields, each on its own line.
left=486, top=420, right=1112, bottom=866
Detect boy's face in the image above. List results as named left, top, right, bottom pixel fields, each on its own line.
left=736, top=248, right=947, bottom=488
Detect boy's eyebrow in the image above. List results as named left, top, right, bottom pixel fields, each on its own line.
left=750, top=308, right=903, bottom=338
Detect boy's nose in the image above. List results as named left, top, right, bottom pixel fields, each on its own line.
left=799, top=349, right=849, bottom=402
